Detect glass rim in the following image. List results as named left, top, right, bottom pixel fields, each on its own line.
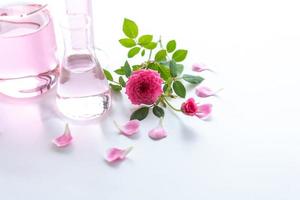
left=0, top=3, right=48, bottom=20
left=0, top=4, right=51, bottom=38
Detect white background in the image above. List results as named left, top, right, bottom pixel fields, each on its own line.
left=1, top=0, right=300, bottom=199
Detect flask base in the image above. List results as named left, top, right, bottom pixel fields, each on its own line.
left=56, top=92, right=111, bottom=120
left=0, top=66, right=59, bottom=98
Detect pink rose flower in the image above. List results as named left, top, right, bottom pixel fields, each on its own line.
left=181, top=98, right=199, bottom=116
left=125, top=69, right=163, bottom=105
left=181, top=98, right=213, bottom=119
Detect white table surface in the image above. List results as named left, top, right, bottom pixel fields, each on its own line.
left=1, top=0, right=300, bottom=199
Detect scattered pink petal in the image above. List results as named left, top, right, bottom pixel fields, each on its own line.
left=148, top=118, right=167, bottom=140
left=192, top=63, right=213, bottom=72
left=196, top=87, right=216, bottom=98
left=114, top=120, right=140, bottom=136
left=52, top=124, right=73, bottom=148
left=148, top=127, right=167, bottom=140
left=106, top=147, right=133, bottom=163
left=196, top=104, right=213, bottom=119
left=196, top=86, right=215, bottom=97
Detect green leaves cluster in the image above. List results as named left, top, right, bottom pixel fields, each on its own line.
left=103, top=18, right=205, bottom=121
left=130, top=105, right=165, bottom=121
left=103, top=60, right=138, bottom=92
left=120, top=18, right=157, bottom=58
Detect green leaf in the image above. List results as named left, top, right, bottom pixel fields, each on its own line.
left=132, top=65, right=141, bottom=71
left=138, top=35, right=153, bottom=46
left=128, top=47, right=141, bottom=58
left=173, top=81, right=186, bottom=98
left=153, top=106, right=165, bottom=118
left=172, top=49, right=188, bottom=62
left=130, top=107, right=149, bottom=121
left=155, top=50, right=167, bottom=62
left=144, top=42, right=157, bottom=50
left=169, top=61, right=184, bottom=77
left=119, top=76, right=126, bottom=87
left=158, top=64, right=171, bottom=81
left=175, top=64, right=184, bottom=75
left=114, top=68, right=125, bottom=75
left=141, top=49, right=145, bottom=56
left=169, top=60, right=177, bottom=77
left=148, top=62, right=159, bottom=71
left=123, top=18, right=138, bottom=38
left=123, top=61, right=132, bottom=77
left=103, top=69, right=113, bottom=81
left=167, top=40, right=176, bottom=53
left=182, top=74, right=204, bottom=84
left=119, top=38, right=136, bottom=48
left=110, top=83, right=122, bottom=92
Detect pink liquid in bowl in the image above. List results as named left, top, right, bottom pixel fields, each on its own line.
left=0, top=4, right=58, bottom=98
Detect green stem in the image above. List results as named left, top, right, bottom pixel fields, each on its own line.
left=163, top=98, right=181, bottom=112
left=159, top=36, right=163, bottom=49
left=148, top=50, right=153, bottom=61
left=159, top=117, right=164, bottom=127
left=124, top=146, right=134, bottom=156
left=110, top=80, right=121, bottom=85
left=158, top=36, right=171, bottom=60
left=165, top=79, right=173, bottom=96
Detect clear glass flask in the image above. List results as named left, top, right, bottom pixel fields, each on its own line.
left=56, top=12, right=111, bottom=120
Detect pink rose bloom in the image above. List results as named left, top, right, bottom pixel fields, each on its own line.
left=126, top=69, right=163, bottom=105
left=181, top=98, right=199, bottom=116
left=181, top=98, right=213, bottom=119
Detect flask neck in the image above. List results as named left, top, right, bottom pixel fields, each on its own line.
left=65, top=0, right=93, bottom=16
left=62, top=14, right=94, bottom=56
left=64, top=0, right=94, bottom=52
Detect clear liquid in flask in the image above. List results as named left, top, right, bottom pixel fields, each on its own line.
left=56, top=54, right=111, bottom=120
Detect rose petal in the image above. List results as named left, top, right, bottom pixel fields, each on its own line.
left=148, top=127, right=167, bottom=140
left=52, top=124, right=73, bottom=148
left=196, top=104, right=213, bottom=119
left=114, top=120, right=140, bottom=136
left=195, top=86, right=215, bottom=98
left=192, top=63, right=213, bottom=72
left=105, top=147, right=133, bottom=163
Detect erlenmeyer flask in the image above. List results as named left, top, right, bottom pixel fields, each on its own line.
left=56, top=12, right=111, bottom=120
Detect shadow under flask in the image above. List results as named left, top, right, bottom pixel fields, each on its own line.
left=56, top=15, right=111, bottom=120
